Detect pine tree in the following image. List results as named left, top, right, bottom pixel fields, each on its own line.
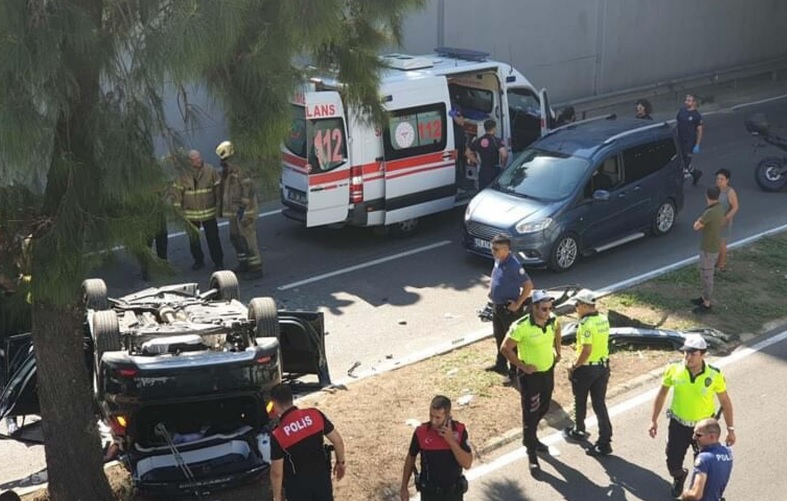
left=0, top=1, right=425, bottom=499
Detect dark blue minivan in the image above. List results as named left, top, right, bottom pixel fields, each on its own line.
left=462, top=116, right=685, bottom=271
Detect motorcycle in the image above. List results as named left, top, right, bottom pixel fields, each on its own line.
left=745, top=113, right=787, bottom=192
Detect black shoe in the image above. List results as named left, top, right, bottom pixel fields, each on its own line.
left=485, top=364, right=508, bottom=375
left=692, top=303, right=711, bottom=314
left=691, top=169, right=703, bottom=186
left=528, top=457, right=541, bottom=478
left=690, top=297, right=705, bottom=306
left=585, top=443, right=612, bottom=457
left=671, top=468, right=688, bottom=498
left=563, top=427, right=590, bottom=441
left=191, top=261, right=205, bottom=271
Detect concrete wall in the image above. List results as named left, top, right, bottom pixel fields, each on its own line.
left=400, top=0, right=787, bottom=101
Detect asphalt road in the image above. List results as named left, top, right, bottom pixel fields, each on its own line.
left=460, top=327, right=787, bottom=501
left=95, top=96, right=787, bottom=383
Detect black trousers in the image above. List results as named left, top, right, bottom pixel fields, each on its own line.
left=666, top=418, right=697, bottom=478
left=188, top=218, right=224, bottom=267
left=492, top=305, right=523, bottom=370
left=150, top=218, right=168, bottom=260
left=518, top=366, right=555, bottom=457
left=478, top=166, right=500, bottom=190
left=571, top=365, right=612, bottom=445
left=284, top=471, right=333, bottom=501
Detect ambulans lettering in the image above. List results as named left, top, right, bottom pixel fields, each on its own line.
left=306, top=104, right=337, bottom=118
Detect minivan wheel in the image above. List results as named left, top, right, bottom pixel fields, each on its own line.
left=652, top=200, right=676, bottom=236
left=549, top=234, right=579, bottom=272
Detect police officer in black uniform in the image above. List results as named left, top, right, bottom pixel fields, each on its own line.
left=269, top=384, right=346, bottom=501
left=487, top=234, right=534, bottom=379
left=469, top=119, right=507, bottom=189
left=400, top=395, right=472, bottom=501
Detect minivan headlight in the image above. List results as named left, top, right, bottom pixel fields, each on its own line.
left=515, top=218, right=552, bottom=234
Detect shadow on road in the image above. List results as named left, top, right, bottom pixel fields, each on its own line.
left=476, top=477, right=534, bottom=501
left=540, top=454, right=626, bottom=499
left=588, top=453, right=674, bottom=501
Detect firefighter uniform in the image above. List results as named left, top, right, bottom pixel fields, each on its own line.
left=507, top=312, right=557, bottom=459
left=661, top=361, right=727, bottom=479
left=173, top=161, right=224, bottom=269
left=570, top=311, right=612, bottom=448
left=409, top=421, right=471, bottom=501
left=271, top=406, right=336, bottom=501
left=219, top=159, right=262, bottom=277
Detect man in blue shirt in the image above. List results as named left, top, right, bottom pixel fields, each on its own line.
left=487, top=234, right=533, bottom=380
left=676, top=94, right=704, bottom=186
left=680, top=417, right=732, bottom=501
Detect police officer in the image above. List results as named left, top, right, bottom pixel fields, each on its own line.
left=563, top=289, right=613, bottom=456
left=216, top=141, right=263, bottom=279
left=269, top=384, right=346, bottom=501
left=500, top=290, right=562, bottom=475
left=469, top=119, right=507, bottom=189
left=679, top=417, right=733, bottom=501
left=487, top=234, right=534, bottom=378
left=649, top=334, right=735, bottom=498
left=400, top=395, right=472, bottom=501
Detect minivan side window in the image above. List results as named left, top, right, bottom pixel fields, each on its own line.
left=383, top=104, right=448, bottom=161
left=622, top=139, right=677, bottom=185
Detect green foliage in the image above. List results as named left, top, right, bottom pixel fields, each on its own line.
left=0, top=0, right=427, bottom=304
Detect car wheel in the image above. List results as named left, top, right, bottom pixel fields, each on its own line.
left=82, top=279, right=109, bottom=310
left=209, top=270, right=240, bottom=302
left=249, top=297, right=280, bottom=340
left=92, top=310, right=121, bottom=397
left=548, top=234, right=579, bottom=272
left=754, top=156, right=787, bottom=192
left=387, top=218, right=419, bottom=237
left=651, top=200, right=676, bottom=236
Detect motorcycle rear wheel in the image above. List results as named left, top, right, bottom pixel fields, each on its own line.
left=754, top=156, right=787, bottom=192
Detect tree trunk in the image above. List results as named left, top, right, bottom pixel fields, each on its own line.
left=31, top=302, right=114, bottom=501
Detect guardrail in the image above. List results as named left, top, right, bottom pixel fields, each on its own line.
left=556, top=56, right=787, bottom=119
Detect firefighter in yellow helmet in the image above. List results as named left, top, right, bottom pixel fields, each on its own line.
left=216, top=141, right=263, bottom=279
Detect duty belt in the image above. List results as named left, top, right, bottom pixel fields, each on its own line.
left=667, top=409, right=708, bottom=428
left=586, top=359, right=608, bottom=366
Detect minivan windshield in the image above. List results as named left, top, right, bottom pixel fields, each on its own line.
left=491, top=149, right=589, bottom=201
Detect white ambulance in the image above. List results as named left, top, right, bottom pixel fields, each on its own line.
left=280, top=47, right=552, bottom=234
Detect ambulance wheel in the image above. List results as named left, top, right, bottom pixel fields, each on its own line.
left=387, top=218, right=419, bottom=238
left=249, top=297, right=280, bottom=340
left=82, top=278, right=109, bottom=310
left=209, top=271, right=240, bottom=302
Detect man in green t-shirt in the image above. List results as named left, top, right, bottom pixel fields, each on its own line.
left=691, top=186, right=724, bottom=314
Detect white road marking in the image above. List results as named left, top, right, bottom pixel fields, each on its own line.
left=597, top=222, right=787, bottom=295
left=277, top=240, right=453, bottom=291
left=463, top=328, right=787, bottom=482
left=166, top=208, right=282, bottom=240
left=731, top=93, right=787, bottom=110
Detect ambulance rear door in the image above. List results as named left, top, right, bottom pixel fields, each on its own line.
left=303, top=91, right=351, bottom=227
left=381, top=76, right=456, bottom=225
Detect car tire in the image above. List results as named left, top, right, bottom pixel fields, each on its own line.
left=82, top=279, right=109, bottom=310
left=548, top=233, right=579, bottom=272
left=754, top=156, right=787, bottom=192
left=387, top=218, right=419, bottom=238
left=209, top=271, right=240, bottom=302
left=651, top=200, right=677, bottom=236
left=92, top=310, right=121, bottom=398
left=249, top=297, right=280, bottom=340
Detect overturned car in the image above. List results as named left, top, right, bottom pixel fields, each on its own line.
left=0, top=271, right=331, bottom=497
